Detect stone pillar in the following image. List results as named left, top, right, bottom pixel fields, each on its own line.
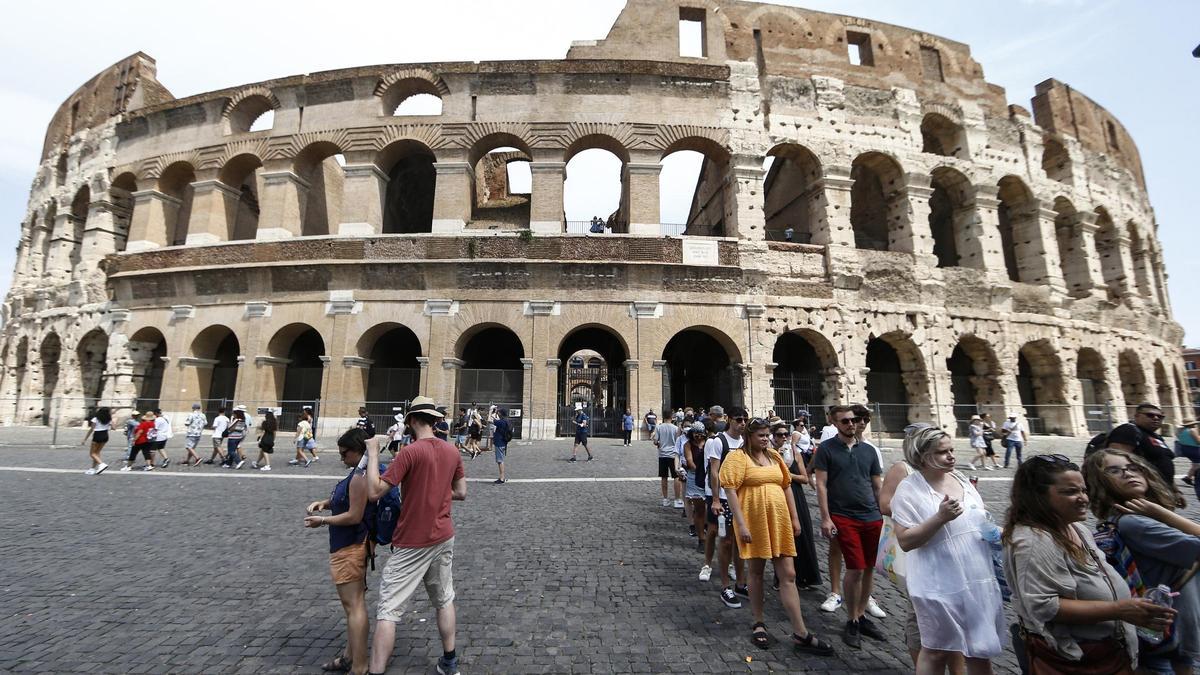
left=415, top=357, right=430, bottom=396
left=520, top=357, right=535, bottom=438
left=1029, top=205, right=1069, bottom=295
left=79, top=198, right=120, bottom=268
left=543, top=359, right=562, bottom=439
left=728, top=154, right=765, bottom=240
left=184, top=180, right=239, bottom=245
left=626, top=162, right=661, bottom=236
left=813, top=166, right=856, bottom=248
left=322, top=293, right=358, bottom=422
left=45, top=209, right=79, bottom=284
left=1111, top=235, right=1138, bottom=301
left=441, top=358, right=464, bottom=411
left=1059, top=211, right=1107, bottom=298
left=257, top=171, right=310, bottom=240
left=236, top=301, right=271, bottom=404
left=899, top=174, right=935, bottom=260
left=431, top=162, right=472, bottom=234
left=1151, top=249, right=1173, bottom=314
left=974, top=191, right=1017, bottom=279
left=529, top=161, right=565, bottom=235
left=26, top=223, right=49, bottom=278
left=423, top=299, right=458, bottom=404
left=338, top=164, right=386, bottom=236
left=13, top=234, right=31, bottom=287
left=126, top=190, right=180, bottom=251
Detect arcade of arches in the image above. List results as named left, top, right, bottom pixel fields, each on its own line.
left=6, top=306, right=1183, bottom=439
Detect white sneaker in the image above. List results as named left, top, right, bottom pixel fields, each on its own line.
left=96, top=463, right=108, bottom=475
left=119, top=466, right=132, bottom=472
left=84, top=468, right=96, bottom=475
left=967, top=463, right=978, bottom=471
left=661, top=498, right=670, bottom=507
left=260, top=465, right=271, bottom=472
left=251, top=461, right=259, bottom=469
left=673, top=499, right=684, bottom=509
left=699, top=565, right=713, bottom=582
left=820, top=592, right=842, bottom=612
left=867, top=596, right=887, bottom=618
left=288, top=459, right=300, bottom=465
left=728, top=563, right=736, bottom=581
left=235, top=460, right=245, bottom=470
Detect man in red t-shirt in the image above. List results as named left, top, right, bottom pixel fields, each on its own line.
left=366, top=396, right=467, bottom=675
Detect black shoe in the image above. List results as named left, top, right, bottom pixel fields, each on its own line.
left=843, top=620, right=861, bottom=648
left=734, top=584, right=750, bottom=598
left=696, top=539, right=704, bottom=551
left=202, top=459, right=214, bottom=465
left=688, top=525, right=697, bottom=537
left=858, top=616, right=886, bottom=641
left=568, top=457, right=577, bottom=462
left=493, top=479, right=504, bottom=484
left=586, top=456, right=594, bottom=461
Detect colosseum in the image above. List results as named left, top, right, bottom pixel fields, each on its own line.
left=2, top=0, right=1185, bottom=439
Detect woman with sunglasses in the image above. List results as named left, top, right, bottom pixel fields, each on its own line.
left=771, top=419, right=820, bottom=590
left=1083, top=448, right=1200, bottom=675
left=720, top=418, right=835, bottom=656
left=1003, top=453, right=1173, bottom=674
left=889, top=426, right=1004, bottom=673
left=304, top=428, right=375, bottom=675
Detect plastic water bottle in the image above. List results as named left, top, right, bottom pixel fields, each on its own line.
left=718, top=512, right=727, bottom=538
left=1137, top=585, right=1176, bottom=645
left=979, top=511, right=1010, bottom=601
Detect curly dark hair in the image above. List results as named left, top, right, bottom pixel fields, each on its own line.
left=1001, top=456, right=1087, bottom=564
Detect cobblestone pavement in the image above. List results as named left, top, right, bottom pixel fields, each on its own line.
left=1, top=429, right=1197, bottom=674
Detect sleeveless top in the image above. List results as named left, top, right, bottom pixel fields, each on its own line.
left=329, top=468, right=371, bottom=553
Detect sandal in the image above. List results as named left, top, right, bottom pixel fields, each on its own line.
left=751, top=621, right=772, bottom=649
left=321, top=655, right=350, bottom=672
left=792, top=632, right=835, bottom=656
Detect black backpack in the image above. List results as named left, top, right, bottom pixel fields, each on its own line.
left=1085, top=424, right=1143, bottom=459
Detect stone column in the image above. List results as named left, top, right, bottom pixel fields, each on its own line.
left=1109, top=235, right=1137, bottom=299
left=1029, top=205, right=1069, bottom=295
left=728, top=154, right=765, bottom=240
left=899, top=174, right=936, bottom=260
left=529, top=161, right=565, bottom=235
left=520, top=357, right=535, bottom=438
left=45, top=208, right=79, bottom=284
left=431, top=162, right=472, bottom=234
left=416, top=357, right=431, bottom=396
left=257, top=171, right=310, bottom=240
left=974, top=191, right=1017, bottom=279
left=544, top=359, right=561, bottom=439
left=79, top=197, right=120, bottom=268
left=236, top=301, right=271, bottom=404
left=26, top=222, right=49, bottom=278
left=813, top=166, right=856, bottom=248
left=626, top=162, right=661, bottom=236
left=13, top=234, right=31, bottom=287
left=181, top=180, right=237, bottom=245
left=126, top=190, right=179, bottom=251
left=338, top=163, right=387, bottom=235
left=423, top=299, right=458, bottom=404
left=441, top=358, right=464, bottom=411
left=322, top=292, right=358, bottom=422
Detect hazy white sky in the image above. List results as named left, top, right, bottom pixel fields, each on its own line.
left=1, top=1, right=1196, bottom=341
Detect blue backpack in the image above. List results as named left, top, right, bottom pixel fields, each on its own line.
left=372, top=462, right=402, bottom=547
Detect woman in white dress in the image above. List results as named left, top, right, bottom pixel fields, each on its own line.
left=890, top=426, right=1005, bottom=674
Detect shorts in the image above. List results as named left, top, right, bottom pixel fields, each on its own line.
left=704, top=496, right=732, bottom=528
left=387, top=440, right=401, bottom=454
left=305, top=439, right=316, bottom=451
left=92, top=430, right=109, bottom=444
left=684, top=470, right=705, bottom=500
left=830, top=514, right=883, bottom=570
left=258, top=441, right=274, bottom=454
left=154, top=440, right=167, bottom=451
left=574, top=432, right=588, bottom=447
left=213, top=436, right=224, bottom=449
left=984, top=445, right=996, bottom=457
left=494, top=444, right=507, bottom=464
left=130, top=443, right=153, bottom=461
left=469, top=428, right=482, bottom=441
left=455, top=434, right=466, bottom=446
left=184, top=435, right=201, bottom=450
left=657, top=457, right=678, bottom=479
left=376, top=537, right=456, bottom=622
left=1175, top=442, right=1200, bottom=464
left=330, top=539, right=369, bottom=585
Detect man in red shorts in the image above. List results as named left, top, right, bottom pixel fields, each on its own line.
left=812, top=404, right=884, bottom=649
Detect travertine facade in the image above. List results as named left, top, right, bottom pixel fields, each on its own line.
left=2, top=0, right=1186, bottom=437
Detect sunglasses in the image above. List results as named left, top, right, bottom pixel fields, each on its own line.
left=836, top=417, right=859, bottom=425
left=772, top=431, right=788, bottom=436
left=1032, top=453, right=1079, bottom=470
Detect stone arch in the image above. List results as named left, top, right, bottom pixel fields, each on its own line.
left=355, top=323, right=422, bottom=412
left=947, top=334, right=1003, bottom=432
left=129, top=326, right=167, bottom=411
left=1126, top=222, right=1154, bottom=302
left=1093, top=207, right=1125, bottom=297
left=921, top=113, right=968, bottom=159
left=67, top=185, right=90, bottom=270
left=292, top=141, right=346, bottom=237
left=110, top=172, right=137, bottom=251
left=1017, top=339, right=1069, bottom=434
left=763, top=143, right=823, bottom=244
left=1052, top=196, right=1091, bottom=296
left=928, top=166, right=977, bottom=268
left=662, top=326, right=744, bottom=412
left=189, top=325, right=240, bottom=405
left=1117, top=350, right=1149, bottom=419
left=156, top=161, right=196, bottom=246
left=866, top=331, right=928, bottom=433
left=37, top=333, right=62, bottom=426
left=850, top=151, right=905, bottom=251
left=266, top=323, right=325, bottom=408
left=217, top=153, right=265, bottom=241
left=456, top=324, right=525, bottom=413
left=13, top=336, right=28, bottom=423
left=223, top=90, right=279, bottom=134
left=377, top=139, right=437, bottom=234
left=997, top=176, right=1036, bottom=282
left=564, top=134, right=631, bottom=233
left=771, top=329, right=839, bottom=418
left=376, top=72, right=448, bottom=116
left=661, top=136, right=730, bottom=237
left=556, top=324, right=631, bottom=436
left=1042, top=137, right=1072, bottom=185
left=38, top=203, right=56, bottom=275
left=467, top=133, right=534, bottom=228
left=1153, top=359, right=1176, bottom=425
left=76, top=328, right=109, bottom=413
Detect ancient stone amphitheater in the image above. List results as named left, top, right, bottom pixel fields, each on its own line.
left=2, top=0, right=1184, bottom=438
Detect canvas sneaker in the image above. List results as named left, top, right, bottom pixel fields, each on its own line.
left=698, top=565, right=712, bottom=582
left=288, top=459, right=300, bottom=465
left=95, top=463, right=108, bottom=474
left=436, top=655, right=460, bottom=675
left=820, top=592, right=843, bottom=613
left=673, top=499, right=684, bottom=509
left=84, top=468, right=96, bottom=475
left=661, top=498, right=671, bottom=507
left=119, top=466, right=132, bottom=472
left=235, top=460, right=245, bottom=470
left=259, top=465, right=271, bottom=472
left=866, top=596, right=887, bottom=618
left=720, top=587, right=742, bottom=608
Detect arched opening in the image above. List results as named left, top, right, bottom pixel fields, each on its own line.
left=457, top=326, right=525, bottom=436
left=1018, top=341, right=1069, bottom=435
left=662, top=138, right=730, bottom=237
left=55, top=153, right=68, bottom=187
left=38, top=204, right=56, bottom=275
left=762, top=143, right=823, bottom=243
left=564, top=137, right=628, bottom=233
left=1127, top=223, right=1153, bottom=301
left=468, top=135, right=532, bottom=229
left=921, top=113, right=968, bottom=159
left=69, top=186, right=89, bottom=269
left=13, top=337, right=27, bottom=423
left=129, top=327, right=167, bottom=413
left=1042, top=137, right=1072, bottom=184
left=379, top=140, right=436, bottom=234
left=1154, top=360, right=1174, bottom=426
left=110, top=172, right=137, bottom=251
left=997, top=176, right=1034, bottom=282
left=865, top=335, right=926, bottom=433
left=1118, top=350, right=1148, bottom=420
left=381, top=78, right=445, bottom=116
left=190, top=325, right=240, bottom=417
left=226, top=94, right=277, bottom=134
left=850, top=152, right=904, bottom=251
left=266, top=325, right=325, bottom=428
left=771, top=330, right=835, bottom=420
left=1076, top=348, right=1111, bottom=432
left=157, top=162, right=195, bottom=246
left=218, top=154, right=265, bottom=241
left=39, top=333, right=62, bottom=426
left=1093, top=207, right=1124, bottom=298
left=928, top=167, right=975, bottom=268
left=294, top=142, right=346, bottom=237
left=947, top=336, right=1002, bottom=434
left=556, top=326, right=629, bottom=437
left=662, top=328, right=742, bottom=412
left=362, top=325, right=422, bottom=428
left=77, top=329, right=108, bottom=417
left=1052, top=197, right=1089, bottom=295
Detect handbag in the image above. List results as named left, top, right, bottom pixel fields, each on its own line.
left=1010, top=525, right=1132, bottom=675
left=875, top=515, right=907, bottom=591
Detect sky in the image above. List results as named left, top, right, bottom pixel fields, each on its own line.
left=1, top=0, right=1196, bottom=341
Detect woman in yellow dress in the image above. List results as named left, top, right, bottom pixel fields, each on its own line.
left=721, top=418, right=835, bottom=656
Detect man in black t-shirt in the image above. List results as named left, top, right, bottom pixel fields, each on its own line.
left=1108, top=402, right=1176, bottom=484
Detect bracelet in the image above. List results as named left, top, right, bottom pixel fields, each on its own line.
left=321, top=516, right=327, bottom=526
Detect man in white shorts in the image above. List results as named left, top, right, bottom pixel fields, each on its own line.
left=366, top=396, right=467, bottom=675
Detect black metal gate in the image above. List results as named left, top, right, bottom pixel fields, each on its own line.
left=556, top=362, right=626, bottom=437
left=771, top=372, right=823, bottom=422
left=458, top=368, right=524, bottom=439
